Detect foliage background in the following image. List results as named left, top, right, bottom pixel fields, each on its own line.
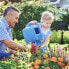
left=0, top=1, right=69, bottom=43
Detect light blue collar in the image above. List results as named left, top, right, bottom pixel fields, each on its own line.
left=1, top=16, right=9, bottom=28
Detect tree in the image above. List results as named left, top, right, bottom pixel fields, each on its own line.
left=0, top=0, right=22, bottom=5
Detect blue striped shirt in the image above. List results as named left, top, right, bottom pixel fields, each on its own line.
left=0, top=16, right=12, bottom=52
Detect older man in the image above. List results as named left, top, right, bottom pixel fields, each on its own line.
left=0, top=6, right=28, bottom=58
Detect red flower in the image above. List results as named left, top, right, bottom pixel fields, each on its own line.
left=67, top=48, right=69, bottom=50
left=37, top=46, right=42, bottom=49
left=58, top=57, right=63, bottom=62
left=35, top=59, right=41, bottom=64
left=57, top=62, right=62, bottom=65
left=24, top=44, right=26, bottom=46
left=67, top=63, right=69, bottom=66
left=43, top=54, right=48, bottom=58
left=62, top=63, right=65, bottom=65
left=34, top=65, right=39, bottom=68
left=1, top=58, right=7, bottom=61
left=14, top=60, right=19, bottom=62
left=34, top=62, right=39, bottom=66
left=7, top=56, right=11, bottom=59
left=38, top=57, right=42, bottom=59
left=29, top=59, right=32, bottom=62
left=30, top=67, right=34, bottom=69
left=45, top=67, right=50, bottom=69
left=33, top=58, right=36, bottom=61
left=50, top=57, right=57, bottom=62
left=31, top=43, right=36, bottom=54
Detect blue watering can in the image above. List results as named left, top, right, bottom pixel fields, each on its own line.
left=22, top=23, right=42, bottom=46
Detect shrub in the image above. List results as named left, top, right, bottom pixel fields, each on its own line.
left=0, top=1, right=69, bottom=41
left=59, top=9, right=69, bottom=30
left=50, top=30, right=69, bottom=44
left=13, top=3, right=47, bottom=39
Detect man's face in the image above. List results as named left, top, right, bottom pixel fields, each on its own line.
left=8, top=11, right=19, bottom=27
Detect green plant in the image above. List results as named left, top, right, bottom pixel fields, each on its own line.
left=0, top=40, right=69, bottom=69
left=59, top=9, right=69, bottom=30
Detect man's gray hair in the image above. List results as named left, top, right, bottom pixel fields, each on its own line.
left=3, top=6, right=20, bottom=16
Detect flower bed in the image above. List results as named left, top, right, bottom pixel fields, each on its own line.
left=0, top=43, right=69, bottom=69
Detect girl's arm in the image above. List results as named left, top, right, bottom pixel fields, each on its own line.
left=26, top=20, right=37, bottom=27
left=41, top=35, right=50, bottom=48
left=26, top=23, right=33, bottom=27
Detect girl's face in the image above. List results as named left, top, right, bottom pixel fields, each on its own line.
left=41, top=20, right=52, bottom=28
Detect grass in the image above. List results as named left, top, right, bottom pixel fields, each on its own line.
left=50, top=43, right=69, bottom=48
left=14, top=39, right=69, bottom=48
left=14, top=39, right=69, bottom=52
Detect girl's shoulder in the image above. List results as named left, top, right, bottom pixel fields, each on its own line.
left=48, top=28, right=51, bottom=35
left=48, top=28, right=51, bottom=31
left=41, top=28, right=51, bottom=32
left=41, top=28, right=51, bottom=35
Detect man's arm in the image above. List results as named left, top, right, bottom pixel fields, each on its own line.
left=2, top=39, right=27, bottom=50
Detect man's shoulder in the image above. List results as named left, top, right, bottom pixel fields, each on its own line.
left=0, top=20, right=5, bottom=28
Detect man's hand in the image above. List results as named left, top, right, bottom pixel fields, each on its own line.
left=7, top=48, right=18, bottom=55
left=22, top=46, right=30, bottom=52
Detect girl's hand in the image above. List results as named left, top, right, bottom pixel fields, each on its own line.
left=29, top=20, right=37, bottom=25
